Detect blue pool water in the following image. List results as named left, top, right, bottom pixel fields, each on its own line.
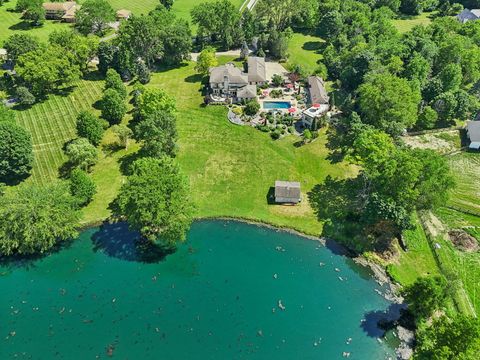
left=263, top=101, right=291, bottom=109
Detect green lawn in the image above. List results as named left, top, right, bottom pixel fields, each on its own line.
left=0, top=1, right=72, bottom=43
left=15, top=78, right=104, bottom=182
left=0, top=0, right=245, bottom=44
left=388, top=213, right=440, bottom=286
left=284, top=32, right=325, bottom=74
left=393, top=12, right=433, bottom=33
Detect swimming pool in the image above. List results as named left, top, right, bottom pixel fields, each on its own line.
left=263, top=101, right=291, bottom=109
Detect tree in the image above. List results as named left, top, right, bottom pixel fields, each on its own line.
left=104, top=68, right=127, bottom=99
left=160, top=0, right=174, bottom=10
left=16, top=45, right=81, bottom=97
left=402, top=276, right=449, bottom=321
left=3, top=33, right=40, bottom=64
left=244, top=99, right=260, bottom=116
left=195, top=46, right=217, bottom=75
left=134, top=110, right=177, bottom=158
left=23, top=2, right=45, bottom=25
left=191, top=0, right=242, bottom=49
left=111, top=124, right=133, bottom=149
left=97, top=41, right=119, bottom=75
left=0, top=182, right=79, bottom=256
left=358, top=73, right=421, bottom=136
left=16, top=86, right=36, bottom=106
left=254, top=0, right=300, bottom=31
left=416, top=105, right=438, bottom=130
left=400, top=0, right=425, bottom=15
left=135, top=58, right=151, bottom=84
left=101, top=88, right=127, bottom=124
left=240, top=41, right=249, bottom=60
left=136, top=88, right=176, bottom=120
left=0, top=104, right=15, bottom=123
left=49, top=30, right=99, bottom=74
left=75, top=0, right=115, bottom=35
left=65, top=138, right=99, bottom=171
left=0, top=121, right=33, bottom=183
left=76, top=111, right=104, bottom=146
left=438, top=63, right=462, bottom=92
left=415, top=314, right=480, bottom=360
left=114, top=157, right=193, bottom=249
left=69, top=168, right=96, bottom=206
left=271, top=74, right=284, bottom=87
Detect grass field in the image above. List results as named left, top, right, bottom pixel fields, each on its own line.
left=393, top=12, right=433, bottom=33
left=0, top=0, right=246, bottom=44
left=15, top=78, right=104, bottom=182
left=284, top=32, right=324, bottom=74
left=387, top=213, right=440, bottom=286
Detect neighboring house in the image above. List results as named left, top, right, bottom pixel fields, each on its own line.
left=42, top=2, right=79, bottom=23
left=457, top=8, right=480, bottom=23
left=209, top=62, right=249, bottom=101
left=274, top=181, right=301, bottom=204
left=116, top=9, right=132, bottom=21
left=302, top=76, right=330, bottom=130
left=467, top=120, right=480, bottom=150
left=247, top=57, right=267, bottom=85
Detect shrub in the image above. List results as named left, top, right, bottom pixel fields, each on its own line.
left=16, top=86, right=36, bottom=106
left=69, top=168, right=96, bottom=206
left=244, top=99, right=260, bottom=116
left=271, top=129, right=281, bottom=140
left=288, top=126, right=295, bottom=134
left=271, top=74, right=284, bottom=87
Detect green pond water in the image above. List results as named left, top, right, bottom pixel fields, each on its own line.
left=1, top=220, right=398, bottom=359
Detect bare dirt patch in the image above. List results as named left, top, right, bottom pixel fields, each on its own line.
left=448, top=229, right=479, bottom=252
left=402, top=130, right=460, bottom=154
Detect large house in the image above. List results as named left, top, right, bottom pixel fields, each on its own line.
left=457, top=8, right=480, bottom=23
left=274, top=181, right=301, bottom=204
left=209, top=57, right=267, bottom=103
left=247, top=57, right=267, bottom=85
left=42, top=2, right=79, bottom=23
left=302, top=76, right=330, bottom=130
left=467, top=121, right=480, bottom=150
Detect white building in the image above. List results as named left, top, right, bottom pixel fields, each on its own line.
left=467, top=120, right=480, bottom=150
left=457, top=8, right=480, bottom=23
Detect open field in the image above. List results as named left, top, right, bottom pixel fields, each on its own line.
left=15, top=78, right=104, bottom=182
left=284, top=32, right=324, bottom=74
left=393, top=12, right=433, bottom=33
left=0, top=0, right=246, bottom=44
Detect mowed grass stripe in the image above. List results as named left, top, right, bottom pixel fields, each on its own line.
left=14, top=80, right=104, bottom=183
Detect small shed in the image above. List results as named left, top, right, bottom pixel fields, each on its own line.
left=467, top=120, right=480, bottom=150
left=0, top=48, right=7, bottom=60
left=274, top=181, right=301, bottom=204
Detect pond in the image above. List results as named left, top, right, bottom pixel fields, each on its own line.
left=263, top=101, right=292, bottom=110
left=1, top=220, right=397, bottom=359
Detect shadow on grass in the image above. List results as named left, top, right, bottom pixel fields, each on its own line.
left=185, top=74, right=203, bottom=83
left=83, top=71, right=104, bottom=82
left=91, top=222, right=173, bottom=263
left=154, top=62, right=189, bottom=74
left=302, top=41, right=323, bottom=52
left=119, top=151, right=142, bottom=176
left=8, top=21, right=43, bottom=31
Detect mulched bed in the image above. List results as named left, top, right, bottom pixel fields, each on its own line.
left=448, top=229, right=479, bottom=252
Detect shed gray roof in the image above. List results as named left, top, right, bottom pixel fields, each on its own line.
left=275, top=181, right=301, bottom=200
left=307, top=76, right=329, bottom=105
left=237, top=85, right=257, bottom=99
left=467, top=121, right=480, bottom=142
left=248, top=57, right=266, bottom=83
left=457, top=9, right=480, bottom=22
left=209, top=63, right=248, bottom=85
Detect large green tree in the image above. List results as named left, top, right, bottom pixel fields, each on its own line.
left=115, top=157, right=193, bottom=249
left=195, top=46, right=218, bottom=75
left=0, top=121, right=33, bottom=183
left=75, top=0, right=115, bottom=35
left=3, top=33, right=40, bottom=64
left=135, top=87, right=176, bottom=120
left=16, top=45, right=81, bottom=97
left=134, top=110, right=178, bottom=158
left=402, top=276, right=449, bottom=321
left=76, top=111, right=104, bottom=146
left=104, top=68, right=127, bottom=99
left=65, top=138, right=99, bottom=171
left=69, top=168, right=96, bottom=207
left=415, top=314, right=480, bottom=360
left=0, top=183, right=79, bottom=256
left=358, top=73, right=421, bottom=136
left=101, top=88, right=127, bottom=124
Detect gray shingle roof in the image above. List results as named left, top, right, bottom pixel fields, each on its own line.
left=237, top=85, right=257, bottom=99
left=209, top=63, right=248, bottom=85
left=275, top=181, right=301, bottom=201
left=248, top=57, right=267, bottom=83
left=467, top=121, right=480, bottom=142
left=307, top=76, right=329, bottom=105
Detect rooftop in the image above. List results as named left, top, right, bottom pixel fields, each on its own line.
left=275, top=181, right=301, bottom=201
left=248, top=57, right=267, bottom=83
left=467, top=121, right=480, bottom=149
left=42, top=1, right=77, bottom=11
left=209, top=63, right=248, bottom=85
left=307, top=76, right=329, bottom=105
